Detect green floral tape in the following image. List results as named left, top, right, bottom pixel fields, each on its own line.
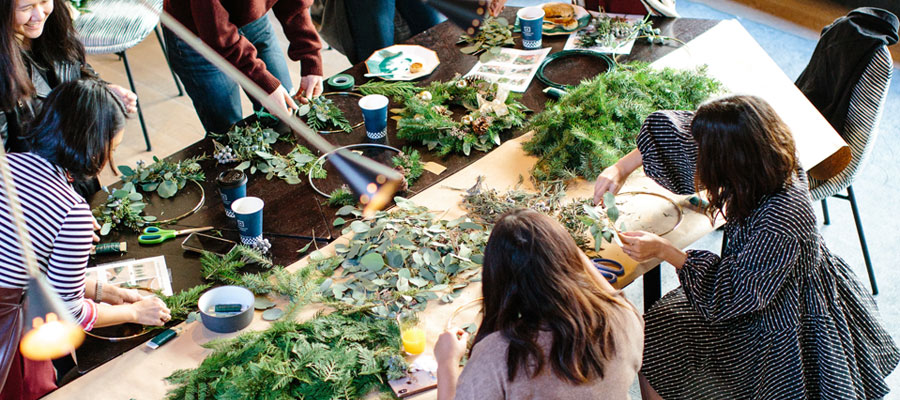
left=327, top=74, right=355, bottom=91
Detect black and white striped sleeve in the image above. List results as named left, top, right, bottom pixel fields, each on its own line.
left=677, top=230, right=800, bottom=322
left=636, top=110, right=698, bottom=195
left=46, top=202, right=96, bottom=327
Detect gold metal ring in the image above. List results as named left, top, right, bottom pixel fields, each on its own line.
left=446, top=297, right=484, bottom=331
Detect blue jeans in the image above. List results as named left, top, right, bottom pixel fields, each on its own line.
left=164, top=15, right=293, bottom=134
left=344, top=0, right=444, bottom=64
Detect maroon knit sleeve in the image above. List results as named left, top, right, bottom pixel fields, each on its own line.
left=271, top=0, right=324, bottom=76
left=187, top=0, right=282, bottom=94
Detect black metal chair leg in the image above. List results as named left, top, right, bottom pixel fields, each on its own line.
left=846, top=186, right=877, bottom=295
left=118, top=51, right=152, bottom=152
left=154, top=26, right=184, bottom=97
left=644, top=265, right=661, bottom=312
left=821, top=199, right=830, bottom=225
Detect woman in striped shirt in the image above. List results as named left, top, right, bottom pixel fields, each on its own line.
left=0, top=79, right=169, bottom=399
left=593, top=95, right=898, bottom=399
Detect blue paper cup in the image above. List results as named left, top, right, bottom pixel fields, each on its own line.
left=231, top=196, right=264, bottom=246
left=216, top=169, right=247, bottom=219
left=518, top=6, right=544, bottom=50
left=359, top=94, right=389, bottom=140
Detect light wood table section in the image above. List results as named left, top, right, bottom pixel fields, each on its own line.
left=46, top=19, right=848, bottom=400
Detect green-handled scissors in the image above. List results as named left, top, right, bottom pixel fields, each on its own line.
left=139, top=226, right=214, bottom=245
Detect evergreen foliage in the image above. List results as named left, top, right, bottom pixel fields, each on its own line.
left=523, top=62, right=722, bottom=181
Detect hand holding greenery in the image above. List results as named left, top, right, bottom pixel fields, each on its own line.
left=297, top=96, right=352, bottom=133
left=458, top=17, right=516, bottom=62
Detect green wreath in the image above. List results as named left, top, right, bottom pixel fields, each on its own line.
left=395, top=76, right=528, bottom=156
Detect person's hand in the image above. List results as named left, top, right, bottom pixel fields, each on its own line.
left=593, top=164, right=627, bottom=205
left=101, top=285, right=142, bottom=305
left=488, top=0, right=506, bottom=16
left=267, top=85, right=299, bottom=115
left=296, top=75, right=324, bottom=103
left=91, top=216, right=101, bottom=243
left=107, top=84, right=138, bottom=114
left=129, top=296, right=171, bottom=326
left=619, top=231, right=673, bottom=262
left=435, top=328, right=469, bottom=367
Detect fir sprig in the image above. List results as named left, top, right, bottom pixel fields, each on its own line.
left=300, top=96, right=352, bottom=133
left=524, top=62, right=722, bottom=181
left=392, top=147, right=425, bottom=188
left=158, top=284, right=211, bottom=321
left=358, top=81, right=419, bottom=102
left=118, top=155, right=207, bottom=199
left=328, top=186, right=356, bottom=207
left=165, top=312, right=407, bottom=400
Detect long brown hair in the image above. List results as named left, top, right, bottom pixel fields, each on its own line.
left=691, top=95, right=798, bottom=222
left=475, top=209, right=631, bottom=384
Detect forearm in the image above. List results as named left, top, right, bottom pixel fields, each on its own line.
left=93, top=303, right=136, bottom=328
left=616, top=148, right=643, bottom=176
left=83, top=278, right=96, bottom=300
left=436, top=363, right=461, bottom=400
left=663, top=245, right=688, bottom=270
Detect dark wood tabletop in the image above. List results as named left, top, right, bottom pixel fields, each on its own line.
left=69, top=10, right=721, bottom=378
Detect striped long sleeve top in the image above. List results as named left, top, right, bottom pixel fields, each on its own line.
left=0, top=153, right=97, bottom=329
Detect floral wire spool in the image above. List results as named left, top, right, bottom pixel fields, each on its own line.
left=303, top=92, right=365, bottom=134
left=610, top=191, right=684, bottom=237
left=536, top=50, right=615, bottom=90
left=307, top=143, right=402, bottom=198
left=141, top=180, right=206, bottom=225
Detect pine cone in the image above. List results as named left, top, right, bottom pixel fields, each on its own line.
left=472, top=117, right=491, bottom=135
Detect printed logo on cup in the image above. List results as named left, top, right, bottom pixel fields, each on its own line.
left=237, top=220, right=245, bottom=229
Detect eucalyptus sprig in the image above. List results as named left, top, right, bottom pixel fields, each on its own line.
left=458, top=16, right=515, bottom=62
left=395, top=75, right=528, bottom=156
left=212, top=121, right=324, bottom=184
left=92, top=182, right=157, bottom=235
left=298, top=96, right=352, bottom=133
left=524, top=62, right=722, bottom=181
left=118, top=155, right=207, bottom=199
left=317, top=198, right=489, bottom=318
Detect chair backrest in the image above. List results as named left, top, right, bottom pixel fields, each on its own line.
left=809, top=46, right=893, bottom=201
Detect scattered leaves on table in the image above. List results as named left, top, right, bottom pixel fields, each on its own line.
left=118, top=154, right=207, bottom=199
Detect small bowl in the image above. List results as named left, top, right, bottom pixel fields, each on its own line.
left=197, top=286, right=254, bottom=333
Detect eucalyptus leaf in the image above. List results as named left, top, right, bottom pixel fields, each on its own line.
left=360, top=253, right=385, bottom=271
left=158, top=180, right=178, bottom=198
left=333, top=217, right=346, bottom=226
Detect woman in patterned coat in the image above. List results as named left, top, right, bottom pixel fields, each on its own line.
left=593, top=95, right=898, bottom=399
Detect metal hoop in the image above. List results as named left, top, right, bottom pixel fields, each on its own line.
left=308, top=143, right=402, bottom=198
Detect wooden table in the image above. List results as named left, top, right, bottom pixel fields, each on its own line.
left=49, top=12, right=848, bottom=399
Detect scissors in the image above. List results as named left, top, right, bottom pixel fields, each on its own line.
left=139, top=226, right=214, bottom=245
left=592, top=258, right=625, bottom=284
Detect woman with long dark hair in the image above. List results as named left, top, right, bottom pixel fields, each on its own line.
left=0, top=79, right=168, bottom=399
left=0, top=0, right=136, bottom=154
left=593, top=95, right=899, bottom=399
left=434, top=209, right=643, bottom=399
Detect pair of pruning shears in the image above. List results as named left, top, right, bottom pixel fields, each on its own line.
left=139, top=226, right=214, bottom=245
left=592, top=258, right=625, bottom=284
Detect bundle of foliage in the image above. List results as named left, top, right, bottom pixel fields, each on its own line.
left=93, top=182, right=157, bottom=235
left=199, top=245, right=317, bottom=299
left=165, top=312, right=407, bottom=400
left=157, top=284, right=211, bottom=321
left=328, top=186, right=356, bottom=207
left=298, top=96, right=352, bottom=133
left=391, top=147, right=425, bottom=190
left=357, top=81, right=418, bottom=102
left=523, top=62, right=722, bottom=181
left=317, top=198, right=489, bottom=318
left=396, top=76, right=528, bottom=156
left=118, top=155, right=206, bottom=199
left=576, top=15, right=665, bottom=48
left=212, top=121, right=325, bottom=184
left=458, top=17, right=515, bottom=62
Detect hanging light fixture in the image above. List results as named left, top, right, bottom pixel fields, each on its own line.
left=154, top=8, right=402, bottom=216
left=0, top=142, right=84, bottom=362
left=424, top=0, right=489, bottom=35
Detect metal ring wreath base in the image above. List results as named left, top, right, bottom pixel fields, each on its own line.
left=151, top=180, right=205, bottom=225
left=308, top=143, right=403, bottom=198
left=313, top=92, right=365, bottom=135
left=536, top=50, right=616, bottom=90
left=612, top=191, right=684, bottom=237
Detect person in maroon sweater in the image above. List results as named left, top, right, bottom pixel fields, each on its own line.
left=163, top=0, right=324, bottom=134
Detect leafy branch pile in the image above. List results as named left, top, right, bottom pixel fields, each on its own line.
left=118, top=155, right=206, bottom=199
left=165, top=312, right=407, bottom=400
left=212, top=121, right=325, bottom=185
left=317, top=198, right=489, bottom=318
left=523, top=62, right=722, bottom=181
left=462, top=177, right=621, bottom=253
left=158, top=284, right=211, bottom=321
left=93, top=182, right=157, bottom=235
left=396, top=75, right=528, bottom=156
left=298, top=96, right=352, bottom=133
left=576, top=15, right=665, bottom=49
left=199, top=245, right=317, bottom=299
left=458, top=17, right=515, bottom=62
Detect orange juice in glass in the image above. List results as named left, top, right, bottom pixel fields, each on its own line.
left=401, top=327, right=426, bottom=355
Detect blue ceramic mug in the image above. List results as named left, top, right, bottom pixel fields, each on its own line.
left=359, top=94, right=389, bottom=139
left=231, top=196, right=264, bottom=246
left=518, top=6, right=545, bottom=50
left=216, top=169, right=247, bottom=219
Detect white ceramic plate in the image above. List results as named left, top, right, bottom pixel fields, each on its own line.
left=364, top=44, right=440, bottom=81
